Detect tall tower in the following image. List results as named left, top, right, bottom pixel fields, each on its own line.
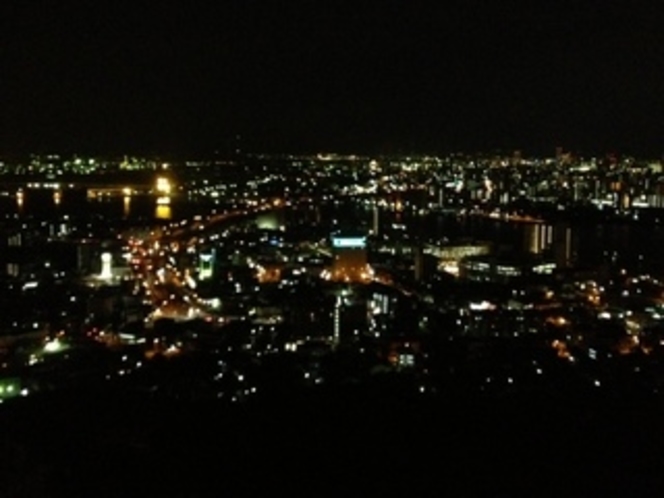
left=100, top=252, right=113, bottom=280
left=333, top=295, right=342, bottom=346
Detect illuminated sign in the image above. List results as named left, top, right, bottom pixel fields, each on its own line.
left=199, top=252, right=215, bottom=280
left=332, top=237, right=366, bottom=249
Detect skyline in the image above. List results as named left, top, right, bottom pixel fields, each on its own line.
left=2, top=1, right=664, bottom=156
left=3, top=64, right=664, bottom=494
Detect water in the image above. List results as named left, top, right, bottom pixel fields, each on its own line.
left=425, top=211, right=664, bottom=276
left=5, top=190, right=664, bottom=276
left=293, top=201, right=664, bottom=277
left=1, top=189, right=204, bottom=223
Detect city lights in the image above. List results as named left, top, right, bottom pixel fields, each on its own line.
left=156, top=177, right=172, bottom=195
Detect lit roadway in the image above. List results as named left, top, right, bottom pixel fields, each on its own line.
left=127, top=199, right=283, bottom=324
left=127, top=195, right=423, bottom=329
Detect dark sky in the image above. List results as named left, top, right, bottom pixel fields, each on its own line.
left=1, top=0, right=663, bottom=156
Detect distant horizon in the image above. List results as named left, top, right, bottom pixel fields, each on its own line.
left=2, top=144, right=664, bottom=161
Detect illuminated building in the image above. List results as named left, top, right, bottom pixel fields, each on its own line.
left=367, top=289, right=398, bottom=338
left=427, top=243, right=491, bottom=277
left=16, top=189, right=24, bottom=208
left=333, top=295, right=342, bottom=345
left=99, top=252, right=113, bottom=280
left=255, top=211, right=284, bottom=231
left=387, top=339, right=421, bottom=370
left=459, top=254, right=556, bottom=283
left=155, top=176, right=172, bottom=196
left=329, top=233, right=372, bottom=283
left=198, top=250, right=216, bottom=280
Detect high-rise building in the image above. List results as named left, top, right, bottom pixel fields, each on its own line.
left=99, top=252, right=113, bottom=280
left=198, top=250, right=216, bottom=280
left=372, top=206, right=380, bottom=235
left=329, top=233, right=371, bottom=283
left=333, top=295, right=342, bottom=346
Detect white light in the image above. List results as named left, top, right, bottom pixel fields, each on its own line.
left=44, top=339, right=63, bottom=353
left=469, top=301, right=495, bottom=311
left=100, top=252, right=113, bottom=279
left=22, top=281, right=38, bottom=290
left=156, top=177, right=172, bottom=195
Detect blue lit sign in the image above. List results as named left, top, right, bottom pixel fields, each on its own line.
left=332, top=237, right=366, bottom=248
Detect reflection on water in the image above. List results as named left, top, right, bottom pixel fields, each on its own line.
left=155, top=196, right=172, bottom=220
left=525, top=223, right=553, bottom=255
left=123, top=196, right=131, bottom=218
left=6, top=190, right=664, bottom=276
left=155, top=203, right=172, bottom=220
left=297, top=202, right=664, bottom=276
left=521, top=223, right=576, bottom=268
left=16, top=190, right=23, bottom=213
left=3, top=189, right=192, bottom=222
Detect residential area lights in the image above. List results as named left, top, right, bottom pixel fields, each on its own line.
left=1, top=151, right=664, bottom=479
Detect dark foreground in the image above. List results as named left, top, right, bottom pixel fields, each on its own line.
left=1, top=383, right=663, bottom=498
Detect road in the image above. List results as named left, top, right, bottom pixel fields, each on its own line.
left=127, top=200, right=284, bottom=324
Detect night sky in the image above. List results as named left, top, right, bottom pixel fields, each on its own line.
left=1, top=1, right=663, bottom=156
